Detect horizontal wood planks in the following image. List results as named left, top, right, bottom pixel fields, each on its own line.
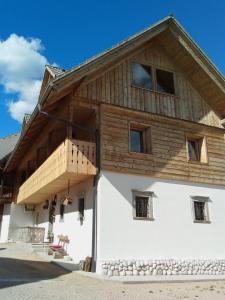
left=75, top=42, right=222, bottom=128
left=101, top=104, right=225, bottom=186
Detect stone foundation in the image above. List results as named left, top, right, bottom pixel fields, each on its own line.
left=101, top=259, right=225, bottom=277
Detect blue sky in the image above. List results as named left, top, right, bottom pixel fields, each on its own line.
left=0, top=0, right=225, bottom=137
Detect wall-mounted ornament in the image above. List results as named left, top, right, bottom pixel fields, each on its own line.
left=43, top=200, right=49, bottom=210
left=63, top=180, right=72, bottom=206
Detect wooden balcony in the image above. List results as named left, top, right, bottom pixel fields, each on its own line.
left=17, top=139, right=96, bottom=204
left=0, top=185, right=13, bottom=203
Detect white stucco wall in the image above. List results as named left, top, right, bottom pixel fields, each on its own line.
left=0, top=203, right=35, bottom=242
left=0, top=204, right=11, bottom=242
left=8, top=203, right=35, bottom=241
left=36, top=178, right=94, bottom=263
left=96, top=171, right=225, bottom=273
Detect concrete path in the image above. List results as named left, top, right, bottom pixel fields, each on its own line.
left=0, top=243, right=69, bottom=287
left=1, top=243, right=225, bottom=299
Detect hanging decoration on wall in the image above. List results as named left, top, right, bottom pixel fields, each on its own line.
left=63, top=180, right=72, bottom=206
left=78, top=192, right=85, bottom=224
left=43, top=200, right=49, bottom=210
left=52, top=194, right=57, bottom=206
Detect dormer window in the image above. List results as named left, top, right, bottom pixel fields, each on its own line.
left=132, top=63, right=153, bottom=90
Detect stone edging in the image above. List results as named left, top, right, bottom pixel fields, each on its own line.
left=101, top=259, right=225, bottom=277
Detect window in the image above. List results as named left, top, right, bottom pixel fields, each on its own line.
left=156, top=69, right=175, bottom=95
left=129, top=123, right=152, bottom=154
left=130, top=130, right=143, bottom=153
left=131, top=62, right=176, bottom=95
left=132, top=190, right=154, bottom=220
left=132, top=63, right=153, bottom=90
left=191, top=196, right=210, bottom=223
left=186, top=135, right=207, bottom=163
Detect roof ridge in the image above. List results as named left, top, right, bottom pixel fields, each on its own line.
left=46, top=64, right=66, bottom=71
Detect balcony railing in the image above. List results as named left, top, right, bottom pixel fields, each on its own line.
left=0, top=185, right=13, bottom=202
left=17, top=139, right=96, bottom=204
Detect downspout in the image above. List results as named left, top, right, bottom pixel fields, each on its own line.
left=91, top=128, right=100, bottom=272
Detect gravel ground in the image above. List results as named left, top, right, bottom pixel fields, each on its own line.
left=1, top=243, right=225, bottom=300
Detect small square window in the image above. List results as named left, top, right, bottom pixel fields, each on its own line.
left=129, top=123, right=152, bottom=154
left=132, top=63, right=153, bottom=90
left=132, top=190, right=154, bottom=220
left=186, top=136, right=207, bottom=163
left=156, top=69, right=175, bottom=95
left=192, top=197, right=210, bottom=223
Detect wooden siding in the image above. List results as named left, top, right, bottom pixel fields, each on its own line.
left=17, top=139, right=96, bottom=204
left=75, top=43, right=222, bottom=128
left=101, top=104, right=225, bottom=186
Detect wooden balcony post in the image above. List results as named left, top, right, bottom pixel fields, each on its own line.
left=67, top=100, right=74, bottom=139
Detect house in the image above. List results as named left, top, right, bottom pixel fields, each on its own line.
left=1, top=16, right=225, bottom=276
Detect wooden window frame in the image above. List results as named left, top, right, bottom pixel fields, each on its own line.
left=131, top=61, right=177, bottom=97
left=129, top=121, right=152, bottom=155
left=131, top=62, right=154, bottom=91
left=132, top=190, right=154, bottom=220
left=155, top=67, right=175, bottom=95
left=191, top=196, right=211, bottom=224
left=186, top=134, right=208, bottom=164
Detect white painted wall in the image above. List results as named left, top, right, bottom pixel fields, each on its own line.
left=96, top=171, right=225, bottom=273
left=36, top=178, right=94, bottom=263
left=0, top=203, right=35, bottom=242
left=8, top=204, right=35, bottom=241
left=0, top=204, right=11, bottom=242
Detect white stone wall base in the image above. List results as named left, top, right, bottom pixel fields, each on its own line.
left=101, top=259, right=225, bottom=277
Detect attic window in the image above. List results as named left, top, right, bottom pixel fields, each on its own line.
left=156, top=69, right=175, bottom=95
left=132, top=63, right=153, bottom=90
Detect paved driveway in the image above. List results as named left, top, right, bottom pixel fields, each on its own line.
left=1, top=243, right=225, bottom=300
left=0, top=243, right=68, bottom=286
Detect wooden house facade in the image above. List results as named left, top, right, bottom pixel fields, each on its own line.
left=1, top=16, right=225, bottom=277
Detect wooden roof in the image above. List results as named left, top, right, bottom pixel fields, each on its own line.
left=5, top=16, right=225, bottom=172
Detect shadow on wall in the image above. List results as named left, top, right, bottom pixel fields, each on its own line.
left=0, top=256, right=70, bottom=289
left=103, top=171, right=225, bottom=211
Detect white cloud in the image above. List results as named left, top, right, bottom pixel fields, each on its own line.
left=0, top=34, right=49, bottom=122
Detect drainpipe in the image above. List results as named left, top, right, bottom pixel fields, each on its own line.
left=91, top=128, right=100, bottom=272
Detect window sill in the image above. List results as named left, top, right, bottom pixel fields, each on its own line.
left=131, top=84, right=179, bottom=98
left=133, top=217, right=155, bottom=221
left=187, top=160, right=209, bottom=166
left=128, top=151, right=153, bottom=158
left=194, top=220, right=211, bottom=224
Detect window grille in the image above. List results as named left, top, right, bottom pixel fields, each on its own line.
left=132, top=190, right=154, bottom=220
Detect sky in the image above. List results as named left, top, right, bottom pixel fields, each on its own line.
left=0, top=0, right=225, bottom=137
